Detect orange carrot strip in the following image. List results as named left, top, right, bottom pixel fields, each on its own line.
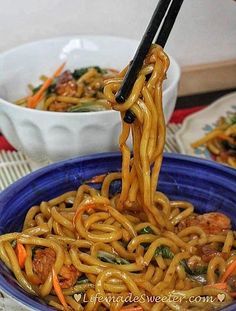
left=86, top=174, right=107, bottom=183
left=220, top=259, right=236, bottom=283
left=15, top=242, right=27, bottom=269
left=27, top=62, right=65, bottom=109
left=27, top=274, right=42, bottom=286
left=72, top=202, right=96, bottom=227
left=52, top=267, right=69, bottom=311
left=120, top=307, right=143, bottom=311
left=206, top=283, right=228, bottom=290
left=217, top=134, right=235, bottom=145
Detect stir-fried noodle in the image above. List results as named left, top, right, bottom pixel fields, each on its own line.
left=0, top=45, right=235, bottom=311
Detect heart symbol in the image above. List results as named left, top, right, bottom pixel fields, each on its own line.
left=217, top=293, right=225, bottom=302
left=74, top=293, right=82, bottom=302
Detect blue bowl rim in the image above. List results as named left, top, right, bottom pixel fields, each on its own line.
left=1, top=152, right=236, bottom=199
left=0, top=152, right=236, bottom=311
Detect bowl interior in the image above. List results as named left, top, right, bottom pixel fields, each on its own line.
left=0, top=35, right=178, bottom=102
left=0, top=152, right=236, bottom=311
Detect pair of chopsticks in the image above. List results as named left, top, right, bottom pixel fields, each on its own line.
left=116, top=0, right=184, bottom=123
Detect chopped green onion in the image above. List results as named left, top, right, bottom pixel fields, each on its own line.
left=155, top=245, right=174, bottom=259
left=32, top=84, right=42, bottom=94
left=180, top=259, right=207, bottom=276
left=139, top=226, right=154, bottom=235
left=76, top=276, right=90, bottom=285
left=97, top=251, right=130, bottom=265
left=229, top=115, right=236, bottom=125
left=72, top=66, right=105, bottom=80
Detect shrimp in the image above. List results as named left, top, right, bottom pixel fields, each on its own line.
left=58, top=265, right=80, bottom=289
left=197, top=244, right=229, bottom=263
left=178, top=212, right=231, bottom=234
left=32, top=248, right=79, bottom=288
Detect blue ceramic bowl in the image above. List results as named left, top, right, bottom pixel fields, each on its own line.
left=0, top=152, right=236, bottom=311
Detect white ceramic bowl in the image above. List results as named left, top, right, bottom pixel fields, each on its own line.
left=0, top=35, right=180, bottom=164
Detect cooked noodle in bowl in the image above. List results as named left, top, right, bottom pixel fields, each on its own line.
left=0, top=36, right=180, bottom=163
left=0, top=45, right=236, bottom=311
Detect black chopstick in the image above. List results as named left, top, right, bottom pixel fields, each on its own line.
left=115, top=0, right=172, bottom=104
left=155, top=0, right=184, bottom=47
left=115, top=0, right=184, bottom=124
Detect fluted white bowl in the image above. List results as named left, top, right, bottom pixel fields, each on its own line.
left=0, top=35, right=180, bottom=164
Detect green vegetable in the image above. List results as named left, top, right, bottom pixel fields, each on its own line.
left=46, top=82, right=57, bottom=96
left=32, top=84, right=42, bottom=94
left=153, top=246, right=207, bottom=283
left=97, top=251, right=130, bottom=265
left=155, top=245, right=174, bottom=259
left=180, top=259, right=207, bottom=276
left=67, top=101, right=109, bottom=112
left=139, top=226, right=155, bottom=249
left=72, top=66, right=105, bottom=80
left=221, top=140, right=236, bottom=151
left=32, top=81, right=56, bottom=96
left=180, top=259, right=207, bottom=284
left=76, top=275, right=90, bottom=285
left=193, top=265, right=208, bottom=275
left=139, top=226, right=154, bottom=235
left=154, top=245, right=208, bottom=283
left=230, top=115, right=236, bottom=125
left=180, top=259, right=194, bottom=275
left=94, top=66, right=106, bottom=74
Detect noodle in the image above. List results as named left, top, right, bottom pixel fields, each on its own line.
left=0, top=45, right=235, bottom=310
left=192, top=114, right=236, bottom=168
left=16, top=67, right=118, bottom=112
